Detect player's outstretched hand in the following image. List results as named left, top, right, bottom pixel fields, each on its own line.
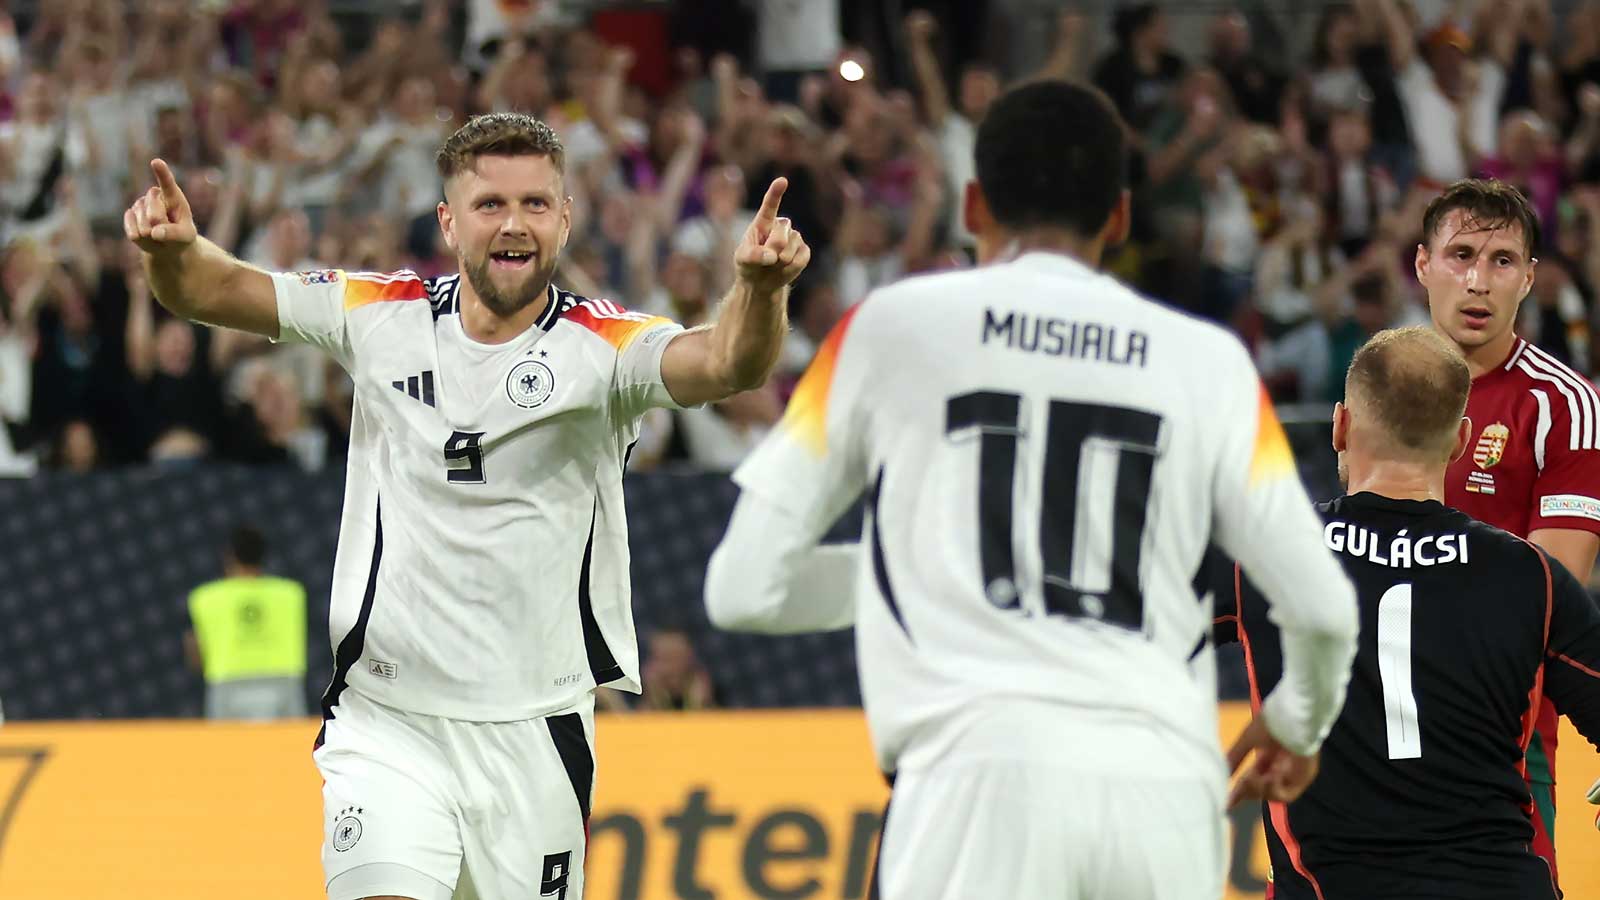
left=735, top=176, right=810, bottom=296
left=1226, top=716, right=1320, bottom=809
left=123, top=159, right=198, bottom=259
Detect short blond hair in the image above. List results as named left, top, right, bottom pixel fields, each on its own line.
left=435, top=112, right=565, bottom=182
left=1345, top=326, right=1470, bottom=460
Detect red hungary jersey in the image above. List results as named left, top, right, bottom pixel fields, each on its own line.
left=1446, top=339, right=1600, bottom=537
left=1443, top=336, right=1600, bottom=885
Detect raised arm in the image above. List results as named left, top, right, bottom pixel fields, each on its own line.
left=1023, top=9, right=1085, bottom=84
left=1567, top=84, right=1600, bottom=172
left=904, top=10, right=951, bottom=127
left=660, top=177, right=810, bottom=404
left=1212, top=346, right=1358, bottom=785
left=650, top=111, right=707, bottom=231
left=1361, top=0, right=1415, bottom=72
left=123, top=158, right=279, bottom=338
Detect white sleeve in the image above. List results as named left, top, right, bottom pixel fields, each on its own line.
left=614, top=317, right=688, bottom=417
left=1211, top=345, right=1358, bottom=756
left=271, top=269, right=355, bottom=367
left=706, top=305, right=873, bottom=632
left=706, top=492, right=860, bottom=633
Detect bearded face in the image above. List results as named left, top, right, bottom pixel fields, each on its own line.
left=441, top=153, right=571, bottom=319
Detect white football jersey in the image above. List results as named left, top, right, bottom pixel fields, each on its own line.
left=730, top=251, right=1355, bottom=775
left=273, top=268, right=685, bottom=722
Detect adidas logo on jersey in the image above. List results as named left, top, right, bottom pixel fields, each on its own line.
left=392, top=371, right=436, bottom=408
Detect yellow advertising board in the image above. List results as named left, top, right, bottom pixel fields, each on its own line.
left=0, top=706, right=1595, bottom=899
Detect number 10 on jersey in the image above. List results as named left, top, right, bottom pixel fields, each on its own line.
left=945, top=392, right=1162, bottom=632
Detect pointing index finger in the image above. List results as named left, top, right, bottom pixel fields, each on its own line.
left=755, top=176, right=788, bottom=224
left=150, top=158, right=184, bottom=206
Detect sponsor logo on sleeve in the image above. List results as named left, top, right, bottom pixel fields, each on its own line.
left=1540, top=494, right=1600, bottom=523
left=296, top=269, right=342, bottom=285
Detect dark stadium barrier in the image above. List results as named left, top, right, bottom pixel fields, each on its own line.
left=0, top=412, right=1341, bottom=721
left=0, top=465, right=864, bottom=720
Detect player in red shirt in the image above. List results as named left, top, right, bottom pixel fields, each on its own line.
left=1420, top=178, right=1600, bottom=885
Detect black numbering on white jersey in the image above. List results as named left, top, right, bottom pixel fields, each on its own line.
left=444, top=430, right=486, bottom=484
left=945, top=392, right=1162, bottom=631
left=540, top=850, right=572, bottom=899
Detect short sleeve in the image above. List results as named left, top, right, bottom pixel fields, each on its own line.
left=560, top=297, right=687, bottom=420
left=732, top=303, right=871, bottom=528
left=1531, top=412, right=1600, bottom=536
left=271, top=269, right=354, bottom=366
left=615, top=317, right=688, bottom=415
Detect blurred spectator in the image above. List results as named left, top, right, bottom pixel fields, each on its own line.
left=185, top=524, right=309, bottom=721
left=1309, top=5, right=1367, bottom=120
left=1323, top=103, right=1400, bottom=258
left=639, top=628, right=718, bottom=711
left=1093, top=3, right=1185, bottom=134
left=1367, top=0, right=1513, bottom=187
left=229, top=363, right=329, bottom=472
left=52, top=417, right=99, bottom=473
left=753, top=0, right=842, bottom=105
left=1209, top=9, right=1284, bottom=126
left=0, top=74, right=89, bottom=240
left=125, top=272, right=224, bottom=462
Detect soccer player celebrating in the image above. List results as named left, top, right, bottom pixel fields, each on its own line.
left=1419, top=178, right=1600, bottom=882
left=705, top=80, right=1359, bottom=899
left=1220, top=326, right=1600, bottom=899
left=123, top=114, right=808, bottom=900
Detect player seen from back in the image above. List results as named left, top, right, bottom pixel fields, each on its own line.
left=1420, top=177, right=1600, bottom=882
left=1219, top=326, right=1600, bottom=899
left=704, top=80, right=1359, bottom=900
left=123, top=113, right=809, bottom=900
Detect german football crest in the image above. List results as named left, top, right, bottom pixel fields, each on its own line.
left=332, top=806, right=363, bottom=852
left=1473, top=422, right=1509, bottom=469
left=506, top=359, right=556, bottom=409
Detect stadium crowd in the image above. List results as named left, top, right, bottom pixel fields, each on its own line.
left=3, top=0, right=1600, bottom=477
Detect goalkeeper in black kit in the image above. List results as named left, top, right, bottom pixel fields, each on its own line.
left=1217, top=327, right=1600, bottom=899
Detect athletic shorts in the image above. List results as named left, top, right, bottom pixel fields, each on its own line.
left=314, top=689, right=594, bottom=900
left=876, top=762, right=1226, bottom=900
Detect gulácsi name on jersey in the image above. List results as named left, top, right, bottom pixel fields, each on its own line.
left=982, top=307, right=1149, bottom=367
left=1324, top=521, right=1470, bottom=568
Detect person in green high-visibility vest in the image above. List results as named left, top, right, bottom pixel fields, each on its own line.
left=184, top=526, right=308, bottom=720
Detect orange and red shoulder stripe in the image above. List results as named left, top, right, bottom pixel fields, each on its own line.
left=563, top=298, right=671, bottom=352
left=342, top=270, right=428, bottom=311
left=781, top=304, right=863, bottom=456
left=1249, top=384, right=1295, bottom=487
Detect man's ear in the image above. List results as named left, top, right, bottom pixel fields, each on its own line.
left=962, top=180, right=989, bottom=239
left=1331, top=401, right=1349, bottom=454
left=1100, top=189, right=1132, bottom=249
left=1518, top=256, right=1538, bottom=303
left=437, top=200, right=456, bottom=253
left=1450, top=415, right=1472, bottom=464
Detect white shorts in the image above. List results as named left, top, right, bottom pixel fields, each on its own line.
left=876, top=763, right=1226, bottom=900
left=314, top=689, right=595, bottom=900
left=874, top=698, right=1228, bottom=900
